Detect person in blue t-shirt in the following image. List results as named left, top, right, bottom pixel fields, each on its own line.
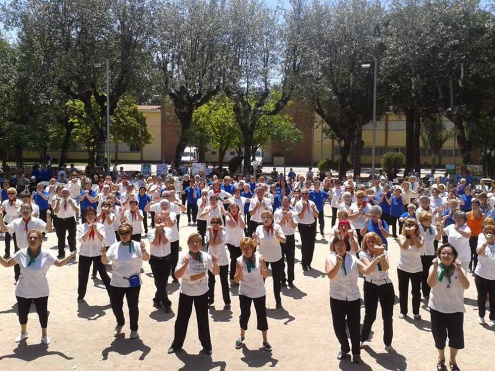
left=184, top=180, right=200, bottom=225
left=79, top=181, right=98, bottom=223
left=33, top=183, right=50, bottom=222
left=361, top=205, right=389, bottom=248
left=241, top=183, right=254, bottom=233
left=388, top=187, right=406, bottom=238
left=137, top=186, right=152, bottom=233
left=399, top=204, right=417, bottom=236
left=460, top=187, right=472, bottom=212
left=309, top=180, right=330, bottom=236
left=288, top=168, right=296, bottom=181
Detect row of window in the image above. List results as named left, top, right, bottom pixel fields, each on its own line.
left=334, top=147, right=462, bottom=157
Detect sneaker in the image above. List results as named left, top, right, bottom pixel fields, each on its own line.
left=337, top=351, right=349, bottom=360
left=275, top=303, right=283, bottom=309
left=235, top=337, right=244, bottom=349
left=352, top=355, right=361, bottom=364
left=262, top=341, right=272, bottom=351
left=398, top=313, right=406, bottom=319
left=41, top=336, right=51, bottom=345
left=114, top=325, right=123, bottom=337
left=168, top=346, right=180, bottom=354
left=163, top=306, right=172, bottom=314
left=488, top=320, right=495, bottom=327
left=414, top=314, right=422, bottom=320
left=130, top=331, right=139, bottom=339
left=224, top=304, right=231, bottom=310
left=3, top=254, right=10, bottom=259
left=200, top=348, right=212, bottom=355
left=385, top=345, right=394, bottom=352
left=437, top=360, right=447, bottom=371
left=479, top=317, right=486, bottom=325
left=15, top=332, right=28, bottom=343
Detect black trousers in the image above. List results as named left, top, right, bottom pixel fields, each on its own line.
left=143, top=211, right=149, bottom=233
left=39, top=208, right=48, bottom=223
left=331, top=206, right=338, bottom=229
left=208, top=265, right=230, bottom=305
left=316, top=210, right=325, bottom=234
left=249, top=220, right=262, bottom=238
left=239, top=294, right=268, bottom=331
left=227, top=244, right=242, bottom=280
left=361, top=281, right=395, bottom=346
left=397, top=268, right=421, bottom=316
left=475, top=275, right=495, bottom=320
left=421, top=255, right=435, bottom=298
left=149, top=255, right=172, bottom=308
left=245, top=213, right=251, bottom=235
left=111, top=285, right=141, bottom=331
left=17, top=296, right=48, bottom=327
left=4, top=230, right=17, bottom=256
left=265, top=259, right=283, bottom=306
left=187, top=203, right=198, bottom=223
left=150, top=211, right=156, bottom=228
left=78, top=255, right=111, bottom=301
left=330, top=297, right=361, bottom=356
left=131, top=233, right=141, bottom=242
left=171, top=292, right=212, bottom=350
left=389, top=216, right=398, bottom=237
left=56, top=216, right=76, bottom=256
left=197, top=220, right=207, bottom=246
left=170, top=241, right=179, bottom=280
left=430, top=309, right=464, bottom=350
left=281, top=234, right=295, bottom=284
left=80, top=209, right=87, bottom=224
left=298, top=222, right=316, bottom=268
left=469, top=236, right=479, bottom=271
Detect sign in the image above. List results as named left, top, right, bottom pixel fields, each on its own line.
left=445, top=164, right=456, bottom=174
left=156, top=164, right=168, bottom=176
left=192, top=163, right=206, bottom=175
left=141, top=163, right=151, bottom=176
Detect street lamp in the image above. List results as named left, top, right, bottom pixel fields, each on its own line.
left=95, top=59, right=111, bottom=172
left=362, top=57, right=377, bottom=180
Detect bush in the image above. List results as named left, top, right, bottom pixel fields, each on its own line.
left=317, top=159, right=333, bottom=173
left=381, top=152, right=405, bottom=173
left=228, top=156, right=244, bottom=175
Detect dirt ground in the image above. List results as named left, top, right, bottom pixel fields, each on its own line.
left=0, top=204, right=493, bottom=371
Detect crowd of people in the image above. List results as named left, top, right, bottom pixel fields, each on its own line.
left=0, top=165, right=494, bottom=369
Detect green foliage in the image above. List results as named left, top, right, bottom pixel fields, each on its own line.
left=381, top=152, right=405, bottom=173
left=112, top=96, right=153, bottom=147
left=317, top=159, right=333, bottom=173
left=420, top=115, right=455, bottom=165
left=228, top=156, right=244, bottom=176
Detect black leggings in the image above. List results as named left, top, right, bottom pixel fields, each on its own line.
left=239, top=294, right=268, bottom=331
left=208, top=265, right=230, bottom=305
left=397, top=268, right=421, bottom=316
left=227, top=244, right=242, bottom=280
left=475, top=274, right=495, bottom=320
left=469, top=236, right=479, bottom=271
left=265, top=259, right=283, bottom=306
left=361, top=281, right=395, bottom=346
left=17, top=296, right=49, bottom=328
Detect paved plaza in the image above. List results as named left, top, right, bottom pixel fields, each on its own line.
left=0, top=202, right=493, bottom=370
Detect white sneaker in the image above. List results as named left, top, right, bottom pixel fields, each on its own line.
left=15, top=332, right=28, bottom=343
left=488, top=320, right=495, bottom=327
left=41, top=336, right=51, bottom=345
left=479, top=317, right=486, bottom=325
left=385, top=345, right=394, bottom=352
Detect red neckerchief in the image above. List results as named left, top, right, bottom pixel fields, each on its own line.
left=214, top=188, right=221, bottom=195
left=158, top=233, right=162, bottom=245
left=9, top=197, right=15, bottom=206
left=88, top=226, right=95, bottom=240
left=131, top=210, right=137, bottom=221
left=22, top=218, right=31, bottom=234
left=64, top=200, right=68, bottom=211
left=232, top=213, right=239, bottom=223
left=212, top=229, right=219, bottom=243
left=264, top=224, right=274, bottom=235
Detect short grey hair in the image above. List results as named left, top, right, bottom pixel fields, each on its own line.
left=370, top=205, right=382, bottom=216
left=453, top=211, right=467, bottom=223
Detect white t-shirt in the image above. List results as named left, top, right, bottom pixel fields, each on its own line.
left=249, top=197, right=273, bottom=223
left=273, top=208, right=297, bottom=235
left=419, top=225, right=438, bottom=256
left=237, top=253, right=266, bottom=298
left=360, top=250, right=390, bottom=281
left=101, top=213, right=117, bottom=247
left=147, top=227, right=172, bottom=257
left=77, top=222, right=106, bottom=257
left=196, top=197, right=209, bottom=221
left=397, top=241, right=423, bottom=273
left=2, top=199, right=22, bottom=223
left=327, top=253, right=360, bottom=301
left=428, top=266, right=466, bottom=313
left=123, top=209, right=143, bottom=234
left=294, top=200, right=316, bottom=224
left=175, top=252, right=214, bottom=296
left=349, top=203, right=371, bottom=230
left=331, top=187, right=343, bottom=208
left=225, top=214, right=245, bottom=246
left=106, top=241, right=144, bottom=287
left=474, top=242, right=495, bottom=280
left=206, top=229, right=229, bottom=266
left=255, top=224, right=284, bottom=262
left=444, top=224, right=471, bottom=267
left=6, top=217, right=47, bottom=249
left=13, top=248, right=56, bottom=298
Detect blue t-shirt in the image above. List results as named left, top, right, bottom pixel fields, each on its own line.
left=443, top=209, right=455, bottom=227
left=378, top=193, right=391, bottom=214
left=79, top=189, right=98, bottom=210
left=222, top=183, right=236, bottom=195
left=249, top=181, right=257, bottom=192
left=400, top=212, right=416, bottom=220
left=272, top=195, right=282, bottom=211
left=309, top=190, right=329, bottom=212
left=460, top=194, right=472, bottom=212
left=33, top=191, right=50, bottom=211
left=389, top=196, right=405, bottom=218
left=138, top=193, right=152, bottom=211
left=184, top=186, right=200, bottom=205
left=366, top=220, right=389, bottom=248
left=241, top=190, right=253, bottom=214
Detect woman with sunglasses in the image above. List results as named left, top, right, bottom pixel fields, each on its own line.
left=252, top=210, right=286, bottom=309
left=120, top=198, right=144, bottom=242
left=418, top=211, right=442, bottom=300
left=101, top=222, right=149, bottom=339
left=326, top=235, right=384, bottom=364
left=397, top=218, right=425, bottom=320
left=225, top=203, right=246, bottom=285
left=439, top=211, right=471, bottom=272
left=0, top=229, right=75, bottom=344
left=348, top=190, right=370, bottom=245
left=206, top=216, right=230, bottom=309
left=1, top=187, right=22, bottom=259
left=233, top=237, right=271, bottom=351
left=359, top=232, right=395, bottom=351
left=168, top=233, right=219, bottom=355
left=427, top=244, right=469, bottom=371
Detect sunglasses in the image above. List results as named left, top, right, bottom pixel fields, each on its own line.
left=211, top=221, right=221, bottom=225
left=7, top=192, right=15, bottom=195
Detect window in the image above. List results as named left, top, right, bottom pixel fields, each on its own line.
left=129, top=144, right=140, bottom=152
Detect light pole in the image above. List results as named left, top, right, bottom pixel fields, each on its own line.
left=95, top=59, right=111, bottom=172
left=362, top=57, right=377, bottom=180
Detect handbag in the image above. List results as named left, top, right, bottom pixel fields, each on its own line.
left=126, top=274, right=141, bottom=287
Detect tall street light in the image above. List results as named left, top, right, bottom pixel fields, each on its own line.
left=361, top=57, right=377, bottom=180
left=95, top=59, right=111, bottom=172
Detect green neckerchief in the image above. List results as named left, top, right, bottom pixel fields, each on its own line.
left=121, top=240, right=135, bottom=254
left=189, top=250, right=202, bottom=261
left=244, top=256, right=256, bottom=273
left=438, top=262, right=454, bottom=284
left=377, top=262, right=382, bottom=271
left=341, top=255, right=347, bottom=276
left=422, top=224, right=433, bottom=235
left=27, top=247, right=41, bottom=266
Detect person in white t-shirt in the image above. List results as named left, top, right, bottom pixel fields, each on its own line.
left=206, top=216, right=230, bottom=308
left=120, top=199, right=144, bottom=241
left=234, top=237, right=271, bottom=350
left=252, top=210, right=286, bottom=309
left=225, top=203, right=246, bottom=285
left=1, top=187, right=22, bottom=258
left=397, top=218, right=425, bottom=320
left=0, top=229, right=75, bottom=345
left=474, top=224, right=495, bottom=326
left=101, top=222, right=150, bottom=340
left=168, top=233, right=219, bottom=356
left=427, top=244, right=470, bottom=371
left=439, top=211, right=471, bottom=272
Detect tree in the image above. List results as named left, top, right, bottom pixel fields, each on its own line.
left=223, top=0, right=303, bottom=175
left=475, top=113, right=495, bottom=177
left=270, top=118, right=304, bottom=176
left=153, top=0, right=225, bottom=168
left=420, top=115, right=455, bottom=166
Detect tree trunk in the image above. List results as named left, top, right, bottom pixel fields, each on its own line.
left=339, top=140, right=351, bottom=179
left=218, top=147, right=227, bottom=172
left=446, top=112, right=472, bottom=164
left=353, top=125, right=364, bottom=180
left=413, top=108, right=421, bottom=173
left=404, top=108, right=414, bottom=175
left=59, top=119, right=74, bottom=167
left=14, top=145, right=24, bottom=168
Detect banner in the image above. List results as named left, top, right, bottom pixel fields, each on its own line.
left=156, top=164, right=168, bottom=176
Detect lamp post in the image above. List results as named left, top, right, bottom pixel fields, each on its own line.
left=95, top=59, right=111, bottom=172
left=362, top=57, right=377, bottom=180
